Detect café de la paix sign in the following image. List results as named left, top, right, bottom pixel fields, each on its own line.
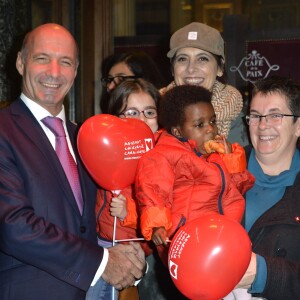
left=230, top=50, right=279, bottom=84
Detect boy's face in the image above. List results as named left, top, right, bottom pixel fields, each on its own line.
left=176, top=102, right=218, bottom=154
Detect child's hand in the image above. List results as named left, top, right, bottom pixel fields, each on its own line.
left=217, top=135, right=232, bottom=153
left=110, top=194, right=127, bottom=220
left=152, top=227, right=168, bottom=246
left=204, top=135, right=232, bottom=154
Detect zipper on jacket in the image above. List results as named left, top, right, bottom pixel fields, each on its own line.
left=212, top=162, right=225, bottom=215
left=174, top=215, right=187, bottom=235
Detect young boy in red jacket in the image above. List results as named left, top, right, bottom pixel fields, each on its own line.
left=135, top=85, right=255, bottom=262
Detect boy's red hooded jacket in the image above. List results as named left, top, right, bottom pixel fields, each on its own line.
left=135, top=130, right=254, bottom=242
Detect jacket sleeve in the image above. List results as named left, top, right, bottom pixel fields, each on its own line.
left=121, top=195, right=138, bottom=229
left=135, top=152, right=174, bottom=241
left=249, top=199, right=300, bottom=300
left=221, top=178, right=245, bottom=223
left=220, top=143, right=255, bottom=195
left=255, top=255, right=300, bottom=299
left=220, top=143, right=246, bottom=173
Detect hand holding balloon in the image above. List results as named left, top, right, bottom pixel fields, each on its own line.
left=235, top=252, right=257, bottom=289
left=152, top=226, right=169, bottom=246
left=110, top=194, right=127, bottom=220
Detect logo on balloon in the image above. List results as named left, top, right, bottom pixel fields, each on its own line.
left=169, top=260, right=178, bottom=279
left=145, top=138, right=153, bottom=152
left=124, top=138, right=153, bottom=160
left=169, top=230, right=191, bottom=261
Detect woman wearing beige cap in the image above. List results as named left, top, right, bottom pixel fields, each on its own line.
left=161, top=22, right=243, bottom=139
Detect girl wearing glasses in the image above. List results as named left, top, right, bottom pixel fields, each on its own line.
left=89, top=79, right=161, bottom=300
left=108, top=78, right=160, bottom=134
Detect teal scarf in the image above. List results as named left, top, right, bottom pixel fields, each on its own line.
left=245, top=149, right=300, bottom=231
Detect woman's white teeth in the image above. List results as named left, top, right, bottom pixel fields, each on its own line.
left=184, top=79, right=203, bottom=85
left=260, top=136, right=275, bottom=140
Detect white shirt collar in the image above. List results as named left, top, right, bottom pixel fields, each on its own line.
left=20, top=93, right=67, bottom=124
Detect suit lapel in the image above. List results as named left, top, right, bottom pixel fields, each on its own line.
left=11, top=99, right=82, bottom=216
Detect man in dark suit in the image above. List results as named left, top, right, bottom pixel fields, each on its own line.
left=0, top=23, right=145, bottom=299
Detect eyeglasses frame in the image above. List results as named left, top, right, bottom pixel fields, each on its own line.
left=245, top=113, right=300, bottom=126
left=101, top=75, right=141, bottom=87
left=119, top=108, right=158, bottom=119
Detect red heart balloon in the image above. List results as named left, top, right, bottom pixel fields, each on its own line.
left=77, top=114, right=155, bottom=191
left=168, top=215, right=252, bottom=300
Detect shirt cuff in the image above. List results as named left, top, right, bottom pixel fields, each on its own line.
left=90, top=248, right=109, bottom=286
left=134, top=261, right=149, bottom=286
left=248, top=254, right=267, bottom=293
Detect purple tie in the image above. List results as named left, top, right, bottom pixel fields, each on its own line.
left=42, top=116, right=83, bottom=214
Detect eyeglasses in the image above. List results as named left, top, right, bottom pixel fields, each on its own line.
left=245, top=113, right=300, bottom=126
left=119, top=108, right=158, bottom=119
left=101, top=75, right=140, bottom=87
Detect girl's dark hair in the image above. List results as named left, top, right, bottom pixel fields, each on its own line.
left=107, top=78, right=161, bottom=116
left=159, top=85, right=212, bottom=132
left=100, top=51, right=165, bottom=113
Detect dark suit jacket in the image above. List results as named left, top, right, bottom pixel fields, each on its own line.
left=0, top=99, right=102, bottom=300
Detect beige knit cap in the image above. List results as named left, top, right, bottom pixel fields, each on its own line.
left=167, top=22, right=225, bottom=62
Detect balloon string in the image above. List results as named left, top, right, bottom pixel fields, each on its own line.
left=111, top=189, right=121, bottom=247
left=112, top=286, right=115, bottom=300
left=114, top=238, right=145, bottom=243
left=111, top=190, right=121, bottom=248
left=112, top=189, right=121, bottom=196
left=111, top=188, right=146, bottom=300
left=111, top=189, right=121, bottom=300
left=112, top=216, right=117, bottom=247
